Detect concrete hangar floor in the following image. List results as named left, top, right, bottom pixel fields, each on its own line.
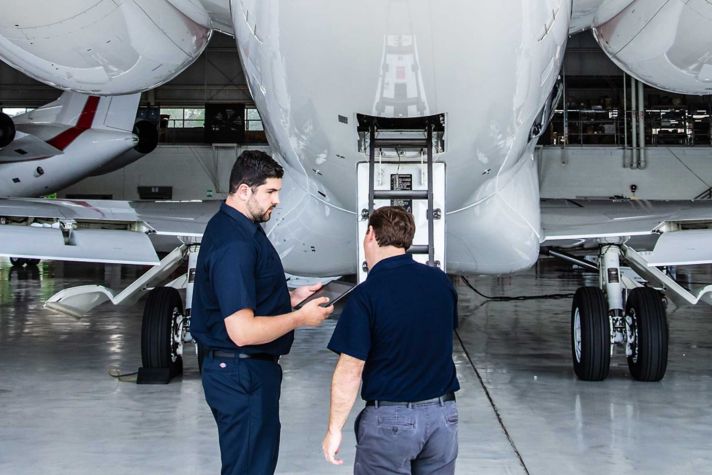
left=1, top=257, right=711, bottom=475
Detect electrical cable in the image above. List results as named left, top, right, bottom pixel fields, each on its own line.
left=461, top=276, right=574, bottom=301
left=107, top=367, right=138, bottom=383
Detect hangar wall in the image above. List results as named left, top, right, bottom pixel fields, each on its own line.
left=538, top=146, right=712, bottom=200
left=58, top=144, right=270, bottom=201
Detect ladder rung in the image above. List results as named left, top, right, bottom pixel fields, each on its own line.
left=372, top=138, right=428, bottom=149
left=372, top=190, right=428, bottom=200
left=407, top=245, right=430, bottom=254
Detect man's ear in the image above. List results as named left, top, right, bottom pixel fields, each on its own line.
left=235, top=183, right=252, bottom=201
left=365, top=225, right=375, bottom=242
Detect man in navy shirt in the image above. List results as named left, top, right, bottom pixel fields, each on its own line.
left=192, top=150, right=333, bottom=475
left=322, top=206, right=460, bottom=474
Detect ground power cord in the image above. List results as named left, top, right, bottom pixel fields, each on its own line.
left=107, top=367, right=138, bottom=383
left=461, top=276, right=574, bottom=301
left=455, top=330, right=530, bottom=475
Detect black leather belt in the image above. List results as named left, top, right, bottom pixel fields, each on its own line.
left=366, top=392, right=456, bottom=408
left=210, top=349, right=279, bottom=363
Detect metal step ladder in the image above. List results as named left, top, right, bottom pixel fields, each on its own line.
left=357, top=117, right=445, bottom=282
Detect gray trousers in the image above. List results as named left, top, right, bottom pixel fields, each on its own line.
left=354, top=401, right=458, bottom=475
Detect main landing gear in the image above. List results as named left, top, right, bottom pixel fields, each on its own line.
left=570, top=243, right=668, bottom=382
left=136, top=244, right=200, bottom=384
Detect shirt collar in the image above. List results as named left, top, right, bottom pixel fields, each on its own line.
left=368, top=253, right=413, bottom=276
left=220, top=202, right=260, bottom=235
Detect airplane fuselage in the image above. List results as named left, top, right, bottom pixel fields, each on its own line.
left=0, top=129, right=136, bottom=197
left=231, top=0, right=570, bottom=275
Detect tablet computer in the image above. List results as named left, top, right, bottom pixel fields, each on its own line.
left=295, top=280, right=356, bottom=309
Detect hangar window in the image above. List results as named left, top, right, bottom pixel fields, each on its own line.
left=245, top=107, right=264, bottom=131
left=160, top=107, right=205, bottom=128
left=1, top=107, right=34, bottom=117
left=244, top=106, right=267, bottom=144
left=161, top=107, right=205, bottom=129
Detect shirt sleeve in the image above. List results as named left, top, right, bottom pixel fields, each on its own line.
left=327, top=289, right=371, bottom=361
left=211, top=241, right=257, bottom=318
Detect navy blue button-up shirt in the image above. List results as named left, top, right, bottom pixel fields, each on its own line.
left=191, top=202, right=293, bottom=355
left=328, top=254, right=460, bottom=401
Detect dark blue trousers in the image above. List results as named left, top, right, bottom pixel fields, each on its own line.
left=201, top=354, right=282, bottom=475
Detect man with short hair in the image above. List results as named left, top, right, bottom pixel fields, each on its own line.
left=192, top=150, right=334, bottom=475
left=322, top=206, right=460, bottom=474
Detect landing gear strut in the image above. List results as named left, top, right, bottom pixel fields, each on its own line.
left=569, top=242, right=668, bottom=381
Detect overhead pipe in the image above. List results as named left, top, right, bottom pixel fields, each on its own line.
left=630, top=76, right=638, bottom=169
left=637, top=79, right=647, bottom=169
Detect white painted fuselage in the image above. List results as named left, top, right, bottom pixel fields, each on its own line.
left=0, top=92, right=142, bottom=198
left=231, top=0, right=570, bottom=275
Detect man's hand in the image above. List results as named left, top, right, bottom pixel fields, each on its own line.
left=297, top=297, right=333, bottom=326
left=290, top=282, right=323, bottom=308
left=322, top=429, right=343, bottom=465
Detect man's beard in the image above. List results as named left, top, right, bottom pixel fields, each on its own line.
left=248, top=200, right=274, bottom=223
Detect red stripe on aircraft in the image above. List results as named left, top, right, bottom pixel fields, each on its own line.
left=46, top=96, right=101, bottom=151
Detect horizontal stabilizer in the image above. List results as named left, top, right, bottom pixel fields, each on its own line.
left=0, top=131, right=62, bottom=162
left=648, top=230, right=712, bottom=267
left=0, top=226, right=158, bottom=265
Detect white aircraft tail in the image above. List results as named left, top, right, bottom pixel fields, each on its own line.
left=14, top=91, right=141, bottom=133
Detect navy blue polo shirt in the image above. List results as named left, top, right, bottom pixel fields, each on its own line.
left=328, top=254, right=460, bottom=402
left=191, top=202, right=293, bottom=355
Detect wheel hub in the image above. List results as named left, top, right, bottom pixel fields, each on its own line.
left=574, top=307, right=582, bottom=363
left=170, top=306, right=184, bottom=363
left=626, top=308, right=639, bottom=362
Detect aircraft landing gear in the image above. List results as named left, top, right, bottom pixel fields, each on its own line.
left=139, top=287, right=185, bottom=382
left=625, top=287, right=668, bottom=381
left=136, top=243, right=200, bottom=384
left=569, top=242, right=668, bottom=381
left=571, top=287, right=610, bottom=380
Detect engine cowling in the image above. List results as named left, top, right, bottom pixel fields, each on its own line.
left=0, top=0, right=212, bottom=95
left=0, top=112, right=15, bottom=147
left=592, top=0, right=712, bottom=95
left=90, top=120, right=158, bottom=176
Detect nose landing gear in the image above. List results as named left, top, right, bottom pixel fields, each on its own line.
left=569, top=243, right=668, bottom=381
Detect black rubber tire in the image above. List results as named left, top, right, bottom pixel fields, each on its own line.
left=141, top=287, right=183, bottom=370
left=25, top=259, right=39, bottom=266
left=571, top=287, right=610, bottom=381
left=9, top=257, right=25, bottom=267
left=626, top=287, right=668, bottom=382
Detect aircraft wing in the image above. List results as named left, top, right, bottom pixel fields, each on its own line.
left=541, top=199, right=712, bottom=266
left=0, top=198, right=219, bottom=265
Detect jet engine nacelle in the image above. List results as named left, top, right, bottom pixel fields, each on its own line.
left=592, top=0, right=712, bottom=95
left=90, top=120, right=159, bottom=176
left=0, top=0, right=212, bottom=95
left=0, top=112, right=15, bottom=147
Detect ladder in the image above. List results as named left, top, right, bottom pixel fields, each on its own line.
left=357, top=117, right=445, bottom=282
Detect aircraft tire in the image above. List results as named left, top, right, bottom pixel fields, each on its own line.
left=571, top=287, right=610, bottom=381
left=141, top=287, right=184, bottom=372
left=25, top=259, right=39, bottom=266
left=625, top=287, right=668, bottom=382
left=9, top=258, right=25, bottom=267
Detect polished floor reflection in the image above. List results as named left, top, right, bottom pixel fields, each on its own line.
left=0, top=258, right=711, bottom=474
